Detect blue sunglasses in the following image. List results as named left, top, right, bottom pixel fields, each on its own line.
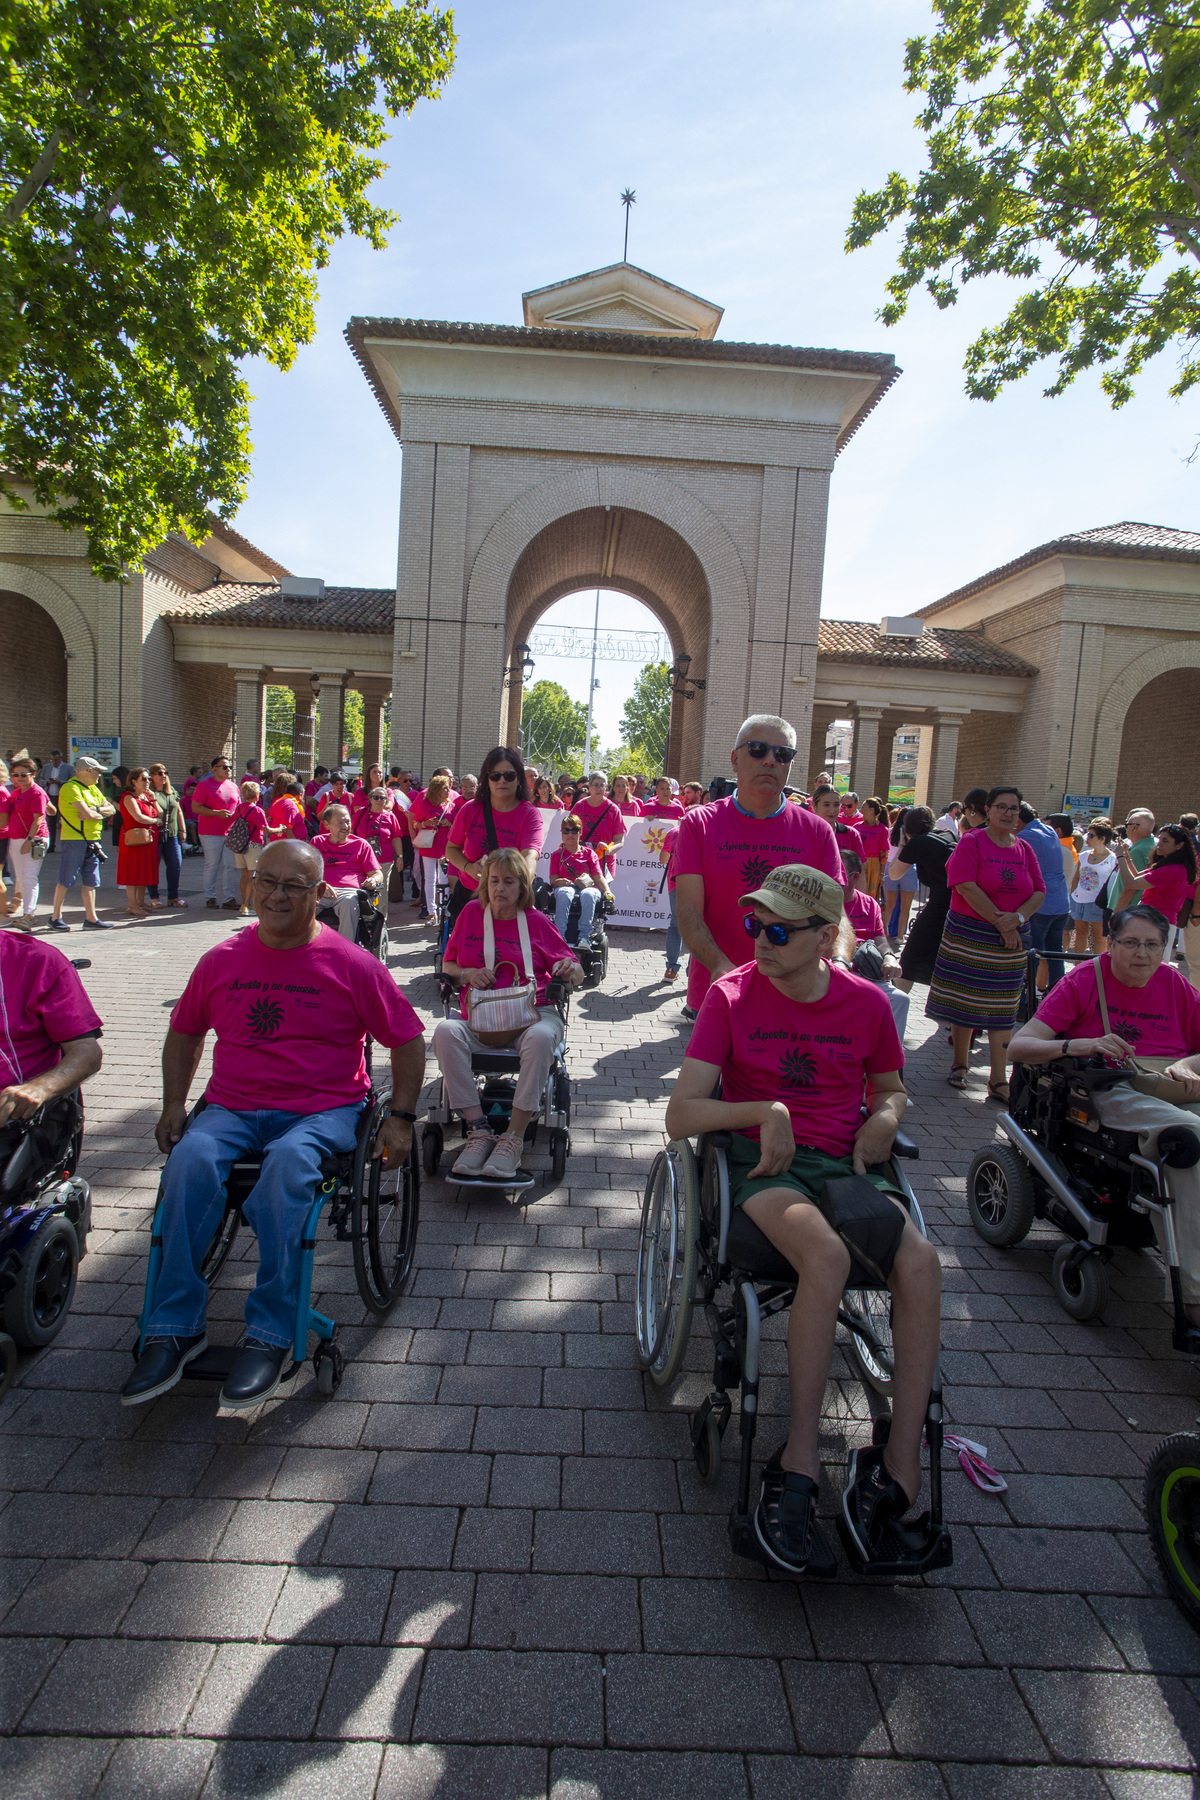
left=742, top=913, right=825, bottom=946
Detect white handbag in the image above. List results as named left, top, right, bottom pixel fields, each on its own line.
left=465, top=908, right=541, bottom=1043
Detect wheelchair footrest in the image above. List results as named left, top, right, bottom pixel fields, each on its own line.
left=177, top=1346, right=305, bottom=1385
left=451, top=1168, right=537, bottom=1192
left=727, top=1509, right=772, bottom=1570
left=836, top=1511, right=953, bottom=1580
left=1173, top=1323, right=1200, bottom=1357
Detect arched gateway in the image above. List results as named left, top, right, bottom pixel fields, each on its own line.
left=346, top=261, right=898, bottom=780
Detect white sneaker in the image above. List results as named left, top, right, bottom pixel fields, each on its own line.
left=452, top=1128, right=495, bottom=1177
left=481, top=1132, right=524, bottom=1181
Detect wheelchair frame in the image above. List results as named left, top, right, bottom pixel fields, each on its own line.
left=422, top=977, right=573, bottom=1191
left=967, top=948, right=1200, bottom=1339
left=0, top=1089, right=91, bottom=1368
left=635, top=1128, right=952, bottom=1579
left=316, top=883, right=389, bottom=963
left=134, top=1090, right=420, bottom=1398
left=533, top=880, right=612, bottom=988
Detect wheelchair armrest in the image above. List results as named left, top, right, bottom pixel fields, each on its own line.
left=891, top=1129, right=919, bottom=1160
left=705, top=1131, right=733, bottom=1151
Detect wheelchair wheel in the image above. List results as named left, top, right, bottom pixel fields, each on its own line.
left=550, top=1129, right=570, bottom=1185
left=422, top=1125, right=443, bottom=1177
left=314, top=1339, right=345, bottom=1396
left=200, top=1206, right=241, bottom=1284
left=353, top=1126, right=421, bottom=1315
left=553, top=1067, right=571, bottom=1127
left=844, top=1289, right=895, bottom=1397
left=968, top=1144, right=1036, bottom=1247
left=3, top=1214, right=78, bottom=1348
left=1051, top=1242, right=1109, bottom=1321
left=635, top=1142, right=699, bottom=1386
left=0, top=1331, right=16, bottom=1399
left=1146, top=1434, right=1200, bottom=1632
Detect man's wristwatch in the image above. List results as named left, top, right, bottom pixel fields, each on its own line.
left=389, top=1109, right=418, bottom=1123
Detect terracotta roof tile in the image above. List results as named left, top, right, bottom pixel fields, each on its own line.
left=162, top=583, right=393, bottom=633
left=922, top=521, right=1200, bottom=616
left=818, top=619, right=1037, bottom=677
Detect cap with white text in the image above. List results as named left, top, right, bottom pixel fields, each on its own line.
left=738, top=863, right=844, bottom=926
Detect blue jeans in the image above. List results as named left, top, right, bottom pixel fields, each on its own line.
left=554, top=884, right=599, bottom=943
left=201, top=833, right=237, bottom=902
left=146, top=1102, right=364, bottom=1348
left=148, top=836, right=182, bottom=902
left=665, top=885, right=682, bottom=971
left=1029, top=910, right=1068, bottom=989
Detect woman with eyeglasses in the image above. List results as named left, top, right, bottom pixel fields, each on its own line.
left=445, top=746, right=545, bottom=938
left=1068, top=822, right=1118, bottom=955
left=3, top=758, right=50, bottom=930
left=116, top=768, right=161, bottom=918
left=1010, top=904, right=1200, bottom=1324
left=1117, top=825, right=1198, bottom=958
left=927, top=784, right=1047, bottom=1101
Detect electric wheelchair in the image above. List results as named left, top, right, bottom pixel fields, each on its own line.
left=0, top=1088, right=92, bottom=1395
left=967, top=951, right=1200, bottom=1338
left=635, top=1124, right=952, bottom=1579
left=134, top=1090, right=420, bottom=1399
left=317, top=883, right=388, bottom=962
left=422, top=976, right=573, bottom=1191
left=533, top=879, right=612, bottom=988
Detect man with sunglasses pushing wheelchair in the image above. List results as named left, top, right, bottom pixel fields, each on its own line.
left=664, top=863, right=944, bottom=1577
left=672, top=715, right=847, bottom=1019
left=121, top=838, right=425, bottom=1412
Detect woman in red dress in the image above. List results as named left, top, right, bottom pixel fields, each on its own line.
left=117, top=767, right=161, bottom=917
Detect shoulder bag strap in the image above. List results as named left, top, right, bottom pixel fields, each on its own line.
left=516, top=908, right=534, bottom=984
left=580, top=809, right=605, bottom=846
left=1092, top=955, right=1116, bottom=1041
left=482, top=794, right=499, bottom=854
left=482, top=903, right=496, bottom=970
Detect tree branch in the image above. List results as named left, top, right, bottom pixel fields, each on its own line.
left=2, top=129, right=65, bottom=227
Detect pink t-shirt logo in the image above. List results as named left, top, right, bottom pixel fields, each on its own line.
left=780, top=1047, right=818, bottom=1087
left=248, top=997, right=285, bottom=1038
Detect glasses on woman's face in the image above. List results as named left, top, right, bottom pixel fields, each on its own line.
left=489, top=768, right=517, bottom=784
left=742, top=912, right=824, bottom=945
left=1113, top=936, right=1164, bottom=955
left=561, top=826, right=580, bottom=836
left=990, top=801, right=1020, bottom=815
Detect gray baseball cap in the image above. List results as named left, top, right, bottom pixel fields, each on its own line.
left=74, top=754, right=108, bottom=774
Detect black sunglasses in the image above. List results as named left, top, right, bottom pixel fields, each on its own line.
left=743, top=912, right=825, bottom=945
left=489, top=769, right=518, bottom=783
left=737, top=740, right=796, bottom=765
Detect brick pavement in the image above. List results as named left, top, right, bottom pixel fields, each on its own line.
left=3, top=855, right=1200, bottom=1797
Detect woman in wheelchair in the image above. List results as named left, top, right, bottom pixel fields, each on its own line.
left=1008, top=905, right=1200, bottom=1324
left=435, top=847, right=582, bottom=1183
left=664, top=863, right=942, bottom=1577
left=548, top=815, right=613, bottom=943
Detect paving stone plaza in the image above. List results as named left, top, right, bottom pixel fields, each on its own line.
left=4, top=856, right=1200, bottom=1798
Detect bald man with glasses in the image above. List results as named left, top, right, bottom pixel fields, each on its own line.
left=672, top=714, right=847, bottom=1016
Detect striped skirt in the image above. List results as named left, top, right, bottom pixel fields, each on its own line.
left=926, top=909, right=1026, bottom=1031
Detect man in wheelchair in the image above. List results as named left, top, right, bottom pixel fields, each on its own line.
left=121, top=839, right=425, bottom=1411
left=664, top=863, right=941, bottom=1577
left=1008, top=904, right=1200, bottom=1325
left=311, top=804, right=384, bottom=944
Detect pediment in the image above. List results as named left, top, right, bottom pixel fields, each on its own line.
left=523, top=262, right=723, bottom=339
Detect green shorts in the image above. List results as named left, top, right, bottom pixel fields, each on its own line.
left=725, top=1131, right=906, bottom=1212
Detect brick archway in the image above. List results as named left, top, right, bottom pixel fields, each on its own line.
left=0, top=589, right=69, bottom=756
left=1092, top=640, right=1200, bottom=808
left=1113, top=665, right=1200, bottom=821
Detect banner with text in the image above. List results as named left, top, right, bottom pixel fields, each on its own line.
left=535, top=810, right=671, bottom=930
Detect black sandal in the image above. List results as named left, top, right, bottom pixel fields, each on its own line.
left=947, top=1065, right=968, bottom=1089
left=986, top=1080, right=1011, bottom=1105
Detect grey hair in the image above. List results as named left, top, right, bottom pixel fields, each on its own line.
left=1126, top=807, right=1155, bottom=825
left=735, top=714, right=797, bottom=749
left=260, top=836, right=324, bottom=880
left=323, top=803, right=351, bottom=822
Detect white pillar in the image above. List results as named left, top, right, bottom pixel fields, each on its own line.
left=230, top=666, right=265, bottom=783
left=925, top=712, right=965, bottom=812
left=290, top=683, right=317, bottom=780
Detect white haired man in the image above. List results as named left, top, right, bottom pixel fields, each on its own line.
left=673, top=715, right=847, bottom=1016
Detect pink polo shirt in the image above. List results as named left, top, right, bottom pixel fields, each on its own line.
left=192, top=776, right=241, bottom=837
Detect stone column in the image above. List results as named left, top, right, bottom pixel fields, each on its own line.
left=315, top=671, right=350, bottom=773
left=849, top=707, right=883, bottom=798
left=290, top=683, right=318, bottom=781
left=229, top=667, right=265, bottom=782
left=358, top=682, right=390, bottom=775
left=924, top=712, right=965, bottom=812
left=873, top=717, right=900, bottom=802
left=805, top=708, right=839, bottom=791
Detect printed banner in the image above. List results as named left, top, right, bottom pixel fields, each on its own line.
left=535, top=810, right=671, bottom=930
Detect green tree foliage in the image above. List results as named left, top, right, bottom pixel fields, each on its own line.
left=1, top=0, right=455, bottom=579
left=520, top=679, right=590, bottom=772
left=848, top=2, right=1200, bottom=406
left=619, top=660, right=672, bottom=773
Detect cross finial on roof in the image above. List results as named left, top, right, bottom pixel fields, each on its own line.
left=621, top=188, right=636, bottom=261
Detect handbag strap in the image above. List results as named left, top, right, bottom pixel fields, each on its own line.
left=482, top=793, right=499, bottom=854
left=1092, top=955, right=1113, bottom=1038
left=481, top=905, right=533, bottom=982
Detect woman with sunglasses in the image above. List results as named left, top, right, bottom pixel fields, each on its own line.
left=1117, top=825, right=1198, bottom=958
left=927, top=784, right=1047, bottom=1100
left=673, top=714, right=846, bottom=1016
left=549, top=815, right=614, bottom=942
left=4, top=758, right=50, bottom=930
left=445, top=746, right=545, bottom=937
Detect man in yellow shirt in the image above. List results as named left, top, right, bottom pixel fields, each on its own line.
left=49, top=755, right=117, bottom=932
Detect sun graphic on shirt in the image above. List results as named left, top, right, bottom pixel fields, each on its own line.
left=643, top=825, right=669, bottom=855
left=741, top=854, right=773, bottom=890
left=247, top=997, right=285, bottom=1039
left=779, top=1047, right=818, bottom=1088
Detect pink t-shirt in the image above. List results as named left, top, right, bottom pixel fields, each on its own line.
left=574, top=797, right=625, bottom=849
left=6, top=782, right=49, bottom=842
left=268, top=795, right=305, bottom=839
left=616, top=798, right=643, bottom=817
left=447, top=799, right=545, bottom=892
left=550, top=845, right=605, bottom=886
left=662, top=825, right=680, bottom=893
left=359, top=809, right=404, bottom=859
left=445, top=901, right=575, bottom=1010
left=839, top=808, right=865, bottom=830
left=1036, top=955, right=1200, bottom=1061
left=0, top=934, right=103, bottom=1086
left=192, top=776, right=241, bottom=837
left=311, top=832, right=381, bottom=889
left=642, top=799, right=685, bottom=822
left=687, top=961, right=904, bottom=1157
left=409, top=793, right=460, bottom=859
left=834, top=822, right=865, bottom=864
left=231, top=802, right=267, bottom=847
left=1141, top=863, right=1191, bottom=925
left=673, top=795, right=848, bottom=1007
left=859, top=823, right=891, bottom=862
left=170, top=924, right=422, bottom=1114
left=946, top=830, right=1045, bottom=919
left=845, top=888, right=886, bottom=943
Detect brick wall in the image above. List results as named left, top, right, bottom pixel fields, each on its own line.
left=1114, top=667, right=1200, bottom=820
left=952, top=711, right=1019, bottom=805
left=0, top=588, right=68, bottom=759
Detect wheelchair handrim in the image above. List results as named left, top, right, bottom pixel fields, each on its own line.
left=636, top=1154, right=679, bottom=1366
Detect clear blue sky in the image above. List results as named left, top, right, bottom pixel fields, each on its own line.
left=233, top=0, right=1199, bottom=747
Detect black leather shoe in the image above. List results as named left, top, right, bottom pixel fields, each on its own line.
left=121, top=1334, right=207, bottom=1406
left=219, top=1338, right=289, bottom=1410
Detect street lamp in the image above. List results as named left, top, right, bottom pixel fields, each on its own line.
left=504, top=642, right=535, bottom=688
left=670, top=652, right=706, bottom=699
